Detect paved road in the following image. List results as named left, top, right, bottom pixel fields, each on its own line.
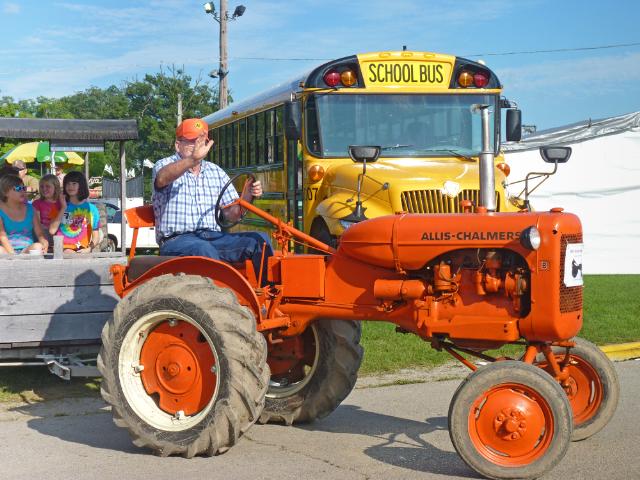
left=1, top=361, right=638, bottom=480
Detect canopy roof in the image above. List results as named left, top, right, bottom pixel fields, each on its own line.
left=0, top=118, right=138, bottom=141
left=503, top=111, right=640, bottom=152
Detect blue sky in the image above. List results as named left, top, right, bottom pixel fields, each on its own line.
left=1, top=0, right=639, bottom=130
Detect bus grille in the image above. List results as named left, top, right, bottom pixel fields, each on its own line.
left=400, top=189, right=501, bottom=213
left=559, top=233, right=583, bottom=313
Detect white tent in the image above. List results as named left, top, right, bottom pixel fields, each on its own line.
left=503, top=111, right=640, bottom=274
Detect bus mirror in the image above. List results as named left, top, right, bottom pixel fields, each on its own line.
left=284, top=100, right=302, bottom=140
left=506, top=109, right=522, bottom=142
left=540, top=146, right=571, bottom=164
left=348, top=145, right=380, bottom=164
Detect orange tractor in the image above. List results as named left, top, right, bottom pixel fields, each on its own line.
left=99, top=108, right=618, bottom=480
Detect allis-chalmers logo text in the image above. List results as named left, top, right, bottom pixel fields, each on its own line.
left=421, top=231, right=522, bottom=241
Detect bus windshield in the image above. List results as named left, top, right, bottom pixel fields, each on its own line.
left=306, top=93, right=497, bottom=158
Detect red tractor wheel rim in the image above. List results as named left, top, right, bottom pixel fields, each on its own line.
left=139, top=320, right=217, bottom=416
left=468, top=383, right=554, bottom=466
left=540, top=354, right=603, bottom=425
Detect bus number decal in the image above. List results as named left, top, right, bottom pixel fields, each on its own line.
left=306, top=187, right=318, bottom=201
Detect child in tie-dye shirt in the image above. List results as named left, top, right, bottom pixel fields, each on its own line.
left=49, top=171, right=100, bottom=253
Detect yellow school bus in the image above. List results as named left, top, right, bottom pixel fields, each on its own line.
left=203, top=51, right=522, bottom=247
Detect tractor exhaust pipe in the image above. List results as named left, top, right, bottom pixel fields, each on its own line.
left=474, top=104, right=496, bottom=211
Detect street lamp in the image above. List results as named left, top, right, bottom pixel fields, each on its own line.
left=203, top=1, right=246, bottom=110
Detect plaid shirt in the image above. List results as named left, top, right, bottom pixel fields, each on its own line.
left=152, top=153, right=238, bottom=243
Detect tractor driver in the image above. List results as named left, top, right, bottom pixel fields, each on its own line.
left=152, top=118, right=273, bottom=283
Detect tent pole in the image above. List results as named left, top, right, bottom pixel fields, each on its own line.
left=84, top=152, right=89, bottom=179
left=119, top=142, right=126, bottom=255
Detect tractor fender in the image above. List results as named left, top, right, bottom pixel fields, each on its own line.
left=122, top=256, right=262, bottom=321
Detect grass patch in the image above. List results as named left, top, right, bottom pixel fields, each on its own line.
left=580, top=275, right=640, bottom=344
left=0, top=367, right=101, bottom=404
left=359, top=322, right=450, bottom=375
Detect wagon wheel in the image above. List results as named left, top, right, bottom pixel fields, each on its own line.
left=215, top=173, right=255, bottom=230
left=259, top=320, right=363, bottom=425
left=98, top=274, right=269, bottom=457
left=534, top=337, right=619, bottom=441
left=449, top=361, right=572, bottom=480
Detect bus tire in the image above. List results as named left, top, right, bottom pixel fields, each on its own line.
left=98, top=274, right=269, bottom=457
left=259, top=319, right=363, bottom=425
left=534, top=337, right=619, bottom=441
left=449, top=361, right=572, bottom=480
left=309, top=217, right=337, bottom=253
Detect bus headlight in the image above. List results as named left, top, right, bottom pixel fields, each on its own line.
left=520, top=226, right=541, bottom=250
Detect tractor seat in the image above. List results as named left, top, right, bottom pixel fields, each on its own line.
left=127, top=256, right=177, bottom=281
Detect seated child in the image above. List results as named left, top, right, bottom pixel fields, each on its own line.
left=32, top=174, right=62, bottom=249
left=49, top=171, right=100, bottom=254
left=0, top=175, right=48, bottom=254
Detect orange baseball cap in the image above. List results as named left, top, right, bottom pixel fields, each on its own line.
left=176, top=118, right=209, bottom=140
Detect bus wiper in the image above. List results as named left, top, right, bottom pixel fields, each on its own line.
left=381, top=144, right=413, bottom=150
left=424, top=149, right=476, bottom=162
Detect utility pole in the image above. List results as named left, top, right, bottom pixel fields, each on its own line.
left=219, top=0, right=229, bottom=109
left=177, top=93, right=183, bottom=125
left=203, top=2, right=245, bottom=111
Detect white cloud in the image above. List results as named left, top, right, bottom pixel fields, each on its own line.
left=3, top=2, right=20, bottom=14
left=497, top=52, right=640, bottom=96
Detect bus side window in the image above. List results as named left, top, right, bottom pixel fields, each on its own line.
left=266, top=110, right=274, bottom=164
left=275, top=106, right=284, bottom=163
left=257, top=111, right=265, bottom=165
left=230, top=122, right=237, bottom=168
left=305, top=97, right=321, bottom=155
left=247, top=116, right=256, bottom=165
left=238, top=119, right=247, bottom=167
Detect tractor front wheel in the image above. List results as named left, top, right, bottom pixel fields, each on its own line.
left=535, top=337, right=619, bottom=441
left=98, top=274, right=270, bottom=457
left=260, top=319, right=363, bottom=425
left=449, top=361, right=572, bottom=480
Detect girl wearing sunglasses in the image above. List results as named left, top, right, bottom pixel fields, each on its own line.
left=0, top=175, right=48, bottom=254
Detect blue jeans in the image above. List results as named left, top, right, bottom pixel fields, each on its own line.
left=159, top=229, right=273, bottom=285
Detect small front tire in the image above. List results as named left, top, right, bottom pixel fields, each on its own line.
left=449, top=361, right=573, bottom=480
left=535, top=337, right=619, bottom=441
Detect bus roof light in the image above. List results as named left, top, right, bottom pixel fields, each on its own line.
left=458, top=71, right=473, bottom=88
left=324, top=70, right=341, bottom=87
left=340, top=70, right=357, bottom=87
left=474, top=72, right=489, bottom=88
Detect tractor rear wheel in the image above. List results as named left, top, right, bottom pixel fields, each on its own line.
left=449, top=361, right=572, bottom=480
left=259, top=319, right=363, bottom=425
left=98, top=274, right=269, bottom=457
left=535, top=337, right=619, bottom=441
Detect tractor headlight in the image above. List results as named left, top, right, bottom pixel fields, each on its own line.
left=520, top=226, right=541, bottom=250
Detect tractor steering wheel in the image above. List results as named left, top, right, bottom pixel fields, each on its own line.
left=214, top=173, right=255, bottom=230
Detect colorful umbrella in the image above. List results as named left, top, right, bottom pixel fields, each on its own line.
left=0, top=141, right=84, bottom=166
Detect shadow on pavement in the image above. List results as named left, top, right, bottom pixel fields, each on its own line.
left=302, top=404, right=479, bottom=478
left=8, top=399, right=142, bottom=455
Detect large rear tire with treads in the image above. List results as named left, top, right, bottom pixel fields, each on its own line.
left=260, top=319, right=363, bottom=425
left=98, top=274, right=269, bottom=457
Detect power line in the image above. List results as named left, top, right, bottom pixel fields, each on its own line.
left=462, top=41, right=640, bottom=58
left=1, top=41, right=639, bottom=78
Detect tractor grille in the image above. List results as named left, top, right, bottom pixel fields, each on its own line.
left=559, top=233, right=583, bottom=313
left=400, top=189, right=501, bottom=213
